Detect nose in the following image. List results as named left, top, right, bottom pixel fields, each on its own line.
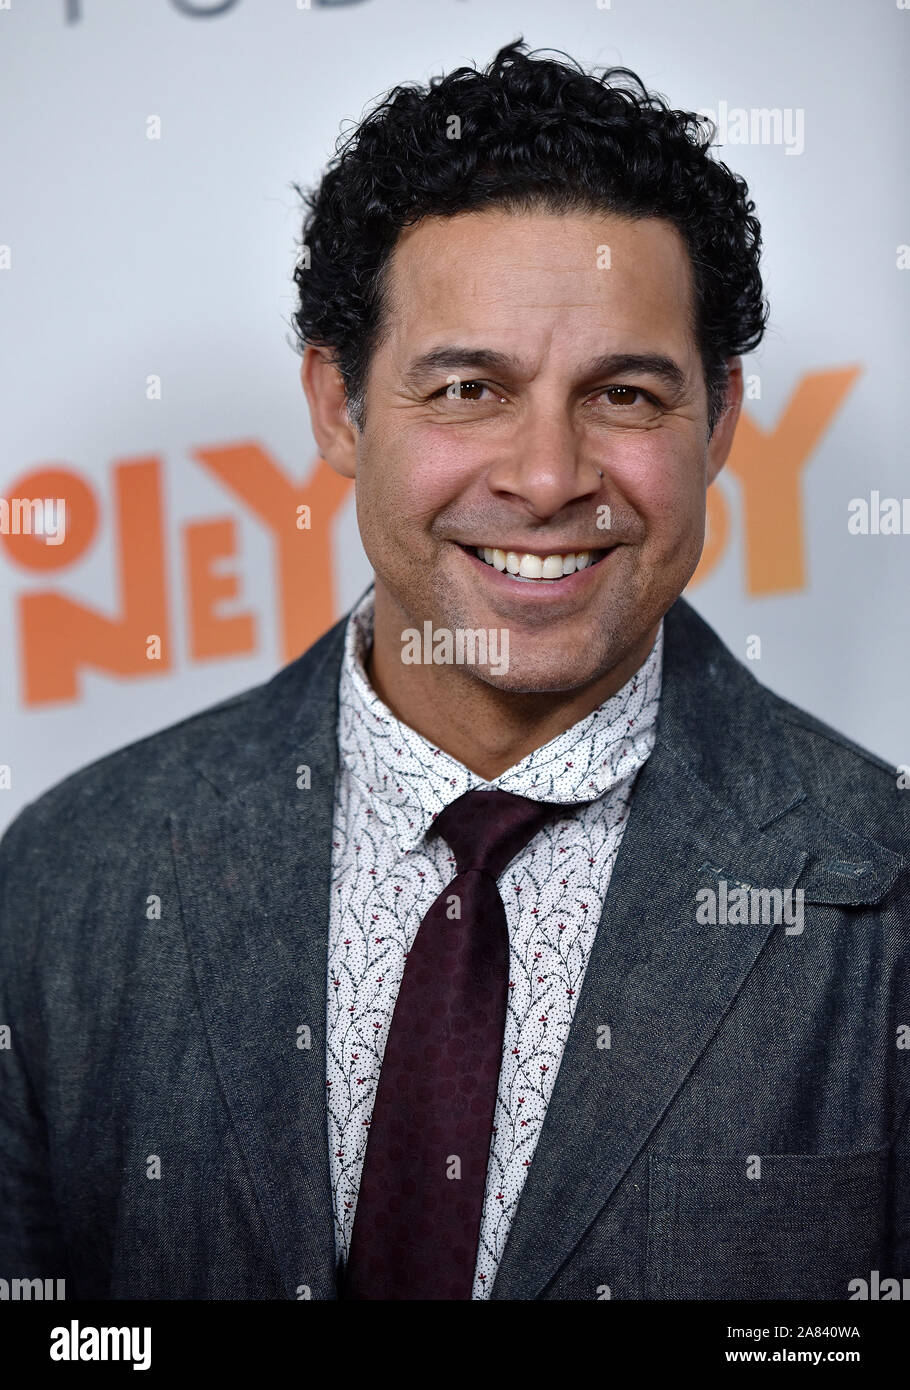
left=484, top=404, right=603, bottom=519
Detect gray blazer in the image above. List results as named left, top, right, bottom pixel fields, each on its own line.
left=1, top=595, right=908, bottom=1300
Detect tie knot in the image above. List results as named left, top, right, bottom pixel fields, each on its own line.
left=429, top=788, right=562, bottom=882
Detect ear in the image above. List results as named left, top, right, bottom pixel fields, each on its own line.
left=300, top=345, right=358, bottom=479
left=705, top=357, right=744, bottom=486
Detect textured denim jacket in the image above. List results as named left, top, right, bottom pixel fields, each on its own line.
left=1, top=596, right=908, bottom=1299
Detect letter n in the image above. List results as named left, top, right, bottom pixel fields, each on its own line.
left=15, top=459, right=170, bottom=703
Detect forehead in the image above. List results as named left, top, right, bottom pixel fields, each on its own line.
left=379, top=207, right=698, bottom=365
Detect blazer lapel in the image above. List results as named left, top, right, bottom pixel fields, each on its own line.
left=164, top=591, right=899, bottom=1303
left=490, top=597, right=812, bottom=1301
left=170, top=618, right=348, bottom=1300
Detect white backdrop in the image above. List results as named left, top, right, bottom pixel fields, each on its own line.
left=1, top=0, right=908, bottom=832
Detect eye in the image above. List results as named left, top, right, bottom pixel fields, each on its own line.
left=431, top=379, right=503, bottom=403
left=596, top=385, right=656, bottom=407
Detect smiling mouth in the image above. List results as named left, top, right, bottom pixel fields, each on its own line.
left=466, top=545, right=611, bottom=582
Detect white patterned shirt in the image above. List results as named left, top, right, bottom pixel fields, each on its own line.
left=326, top=589, right=663, bottom=1297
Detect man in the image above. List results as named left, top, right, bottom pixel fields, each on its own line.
left=1, top=39, right=907, bottom=1302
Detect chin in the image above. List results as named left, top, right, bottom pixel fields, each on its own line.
left=466, top=652, right=615, bottom=697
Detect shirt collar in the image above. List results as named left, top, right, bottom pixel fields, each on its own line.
left=337, top=588, right=663, bottom=856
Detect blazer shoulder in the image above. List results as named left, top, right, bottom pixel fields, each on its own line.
left=766, top=683, right=898, bottom=776
left=762, top=684, right=910, bottom=860
left=0, top=681, right=258, bottom=866
left=0, top=611, right=349, bottom=864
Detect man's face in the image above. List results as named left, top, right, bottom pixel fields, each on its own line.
left=347, top=207, right=736, bottom=693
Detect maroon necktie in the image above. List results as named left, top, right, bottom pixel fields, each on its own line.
left=341, top=788, right=563, bottom=1300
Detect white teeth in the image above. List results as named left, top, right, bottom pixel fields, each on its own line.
left=472, top=546, right=604, bottom=581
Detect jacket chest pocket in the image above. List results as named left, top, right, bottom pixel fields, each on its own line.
left=645, top=1148, right=887, bottom=1300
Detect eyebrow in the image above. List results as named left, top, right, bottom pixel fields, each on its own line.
left=401, top=346, right=688, bottom=394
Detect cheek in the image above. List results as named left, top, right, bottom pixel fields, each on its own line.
left=610, top=438, right=705, bottom=542
left=646, top=482, right=705, bottom=545
left=354, top=432, right=461, bottom=565
left=382, top=429, right=481, bottom=530
left=406, top=426, right=487, bottom=499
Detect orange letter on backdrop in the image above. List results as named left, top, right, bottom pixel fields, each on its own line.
left=184, top=517, right=256, bottom=661
left=726, top=367, right=862, bottom=595
left=194, top=443, right=352, bottom=662
left=6, top=458, right=170, bottom=705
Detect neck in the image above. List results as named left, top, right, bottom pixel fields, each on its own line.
left=366, top=592, right=658, bottom=781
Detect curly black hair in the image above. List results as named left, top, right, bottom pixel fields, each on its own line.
left=291, top=38, right=767, bottom=436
